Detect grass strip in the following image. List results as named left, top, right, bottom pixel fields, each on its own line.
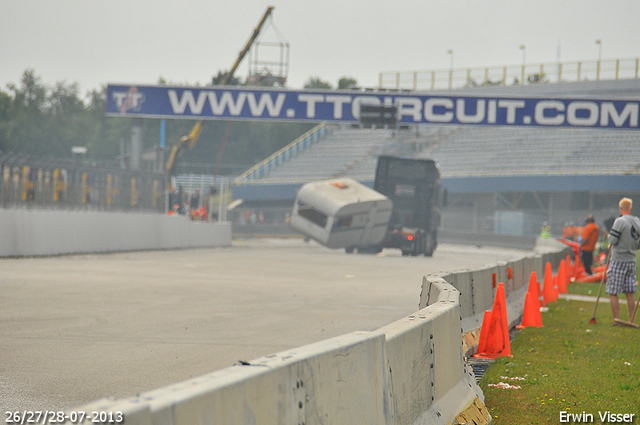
left=479, top=297, right=640, bottom=424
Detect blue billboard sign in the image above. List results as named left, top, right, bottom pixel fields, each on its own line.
left=107, top=84, right=639, bottom=130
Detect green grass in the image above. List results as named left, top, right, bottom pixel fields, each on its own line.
left=479, top=298, right=640, bottom=424
left=568, top=281, right=604, bottom=297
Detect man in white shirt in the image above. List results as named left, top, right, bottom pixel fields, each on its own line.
left=607, top=197, right=640, bottom=323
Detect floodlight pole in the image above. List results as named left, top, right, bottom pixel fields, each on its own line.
left=595, top=39, right=602, bottom=80
left=447, top=49, right=454, bottom=89
left=520, top=45, right=526, bottom=84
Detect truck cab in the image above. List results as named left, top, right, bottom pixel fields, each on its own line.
left=373, top=156, right=443, bottom=256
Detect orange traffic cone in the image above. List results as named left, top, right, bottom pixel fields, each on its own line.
left=537, top=279, right=546, bottom=307
left=565, top=254, right=573, bottom=282
left=543, top=262, right=557, bottom=304
left=574, top=256, right=587, bottom=281
left=527, top=271, right=541, bottom=306
left=578, top=271, right=605, bottom=282
left=517, top=291, right=543, bottom=329
left=474, top=310, right=492, bottom=356
left=557, top=259, right=568, bottom=294
left=474, top=282, right=511, bottom=358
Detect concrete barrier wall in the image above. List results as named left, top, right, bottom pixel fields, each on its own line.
left=421, top=239, right=570, bottom=335
left=379, top=277, right=485, bottom=425
left=0, top=209, right=231, bottom=257
left=67, top=279, right=489, bottom=425
left=76, top=332, right=391, bottom=425
left=62, top=236, right=569, bottom=424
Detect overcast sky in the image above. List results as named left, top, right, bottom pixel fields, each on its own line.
left=2, top=0, right=639, bottom=95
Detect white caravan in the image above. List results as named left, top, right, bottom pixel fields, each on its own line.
left=290, top=178, right=393, bottom=250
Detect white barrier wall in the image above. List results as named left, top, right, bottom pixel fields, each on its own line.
left=72, top=332, right=393, bottom=425
left=66, top=279, right=488, bottom=425
left=379, top=278, right=484, bottom=425
left=62, top=238, right=569, bottom=425
left=0, top=209, right=231, bottom=257
left=423, top=239, right=569, bottom=335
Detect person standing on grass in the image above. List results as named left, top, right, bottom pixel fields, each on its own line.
left=607, top=197, right=640, bottom=323
left=580, top=215, right=599, bottom=275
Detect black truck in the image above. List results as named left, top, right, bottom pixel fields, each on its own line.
left=368, top=155, right=443, bottom=256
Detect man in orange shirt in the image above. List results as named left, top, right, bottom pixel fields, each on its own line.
left=581, top=215, right=600, bottom=275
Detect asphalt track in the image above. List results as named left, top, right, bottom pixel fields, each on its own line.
left=0, top=238, right=532, bottom=413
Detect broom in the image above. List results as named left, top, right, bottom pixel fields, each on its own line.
left=588, top=250, right=610, bottom=325
left=613, top=290, right=640, bottom=328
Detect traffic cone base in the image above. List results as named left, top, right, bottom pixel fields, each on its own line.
left=537, top=280, right=545, bottom=307
left=474, top=310, right=492, bottom=357
left=474, top=282, right=512, bottom=359
left=517, top=291, right=543, bottom=329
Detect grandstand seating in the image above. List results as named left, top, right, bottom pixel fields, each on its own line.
left=419, top=126, right=640, bottom=177
left=237, top=124, right=639, bottom=183
left=255, top=128, right=394, bottom=183
left=234, top=79, right=640, bottom=185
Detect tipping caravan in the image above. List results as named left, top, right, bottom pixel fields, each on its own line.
left=289, top=178, right=393, bottom=249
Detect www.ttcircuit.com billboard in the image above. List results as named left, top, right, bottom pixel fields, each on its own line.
left=107, top=84, right=639, bottom=130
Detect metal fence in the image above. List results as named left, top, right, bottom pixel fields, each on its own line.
left=380, top=57, right=640, bottom=91
left=233, top=123, right=330, bottom=185
left=0, top=153, right=166, bottom=213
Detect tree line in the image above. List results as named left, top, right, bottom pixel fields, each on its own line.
left=0, top=70, right=356, bottom=174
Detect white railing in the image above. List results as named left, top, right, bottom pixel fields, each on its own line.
left=380, top=58, right=640, bottom=91
left=232, top=122, right=330, bottom=185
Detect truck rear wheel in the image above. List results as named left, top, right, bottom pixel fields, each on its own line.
left=424, top=232, right=437, bottom=257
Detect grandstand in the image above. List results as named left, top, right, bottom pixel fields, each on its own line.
left=232, top=79, right=640, bottom=237
left=419, top=126, right=640, bottom=177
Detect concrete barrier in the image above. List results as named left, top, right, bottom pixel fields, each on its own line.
left=62, top=237, right=569, bottom=425
left=66, top=278, right=491, bottom=425
left=72, top=331, right=391, bottom=425
left=421, top=239, right=570, bottom=356
left=0, top=209, right=231, bottom=257
left=380, top=277, right=487, bottom=425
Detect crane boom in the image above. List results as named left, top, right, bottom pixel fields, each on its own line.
left=165, top=6, right=275, bottom=187
left=223, top=6, right=274, bottom=85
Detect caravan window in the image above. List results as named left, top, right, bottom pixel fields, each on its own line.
left=334, top=216, right=353, bottom=229
left=297, top=201, right=328, bottom=228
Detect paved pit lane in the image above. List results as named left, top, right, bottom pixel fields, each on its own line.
left=0, top=238, right=532, bottom=412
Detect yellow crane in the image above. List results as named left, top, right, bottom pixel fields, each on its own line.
left=164, top=6, right=275, bottom=188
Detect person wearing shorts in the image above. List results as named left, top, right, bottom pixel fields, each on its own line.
left=606, top=197, right=640, bottom=322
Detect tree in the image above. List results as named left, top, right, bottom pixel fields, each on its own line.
left=526, top=73, right=548, bottom=84
left=4, top=69, right=48, bottom=155
left=337, top=77, right=357, bottom=90
left=0, top=69, right=319, bottom=174
left=0, top=89, right=14, bottom=152
left=0, top=71, right=130, bottom=160
left=211, top=70, right=242, bottom=86
left=303, top=77, right=332, bottom=89
left=84, top=86, right=132, bottom=160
